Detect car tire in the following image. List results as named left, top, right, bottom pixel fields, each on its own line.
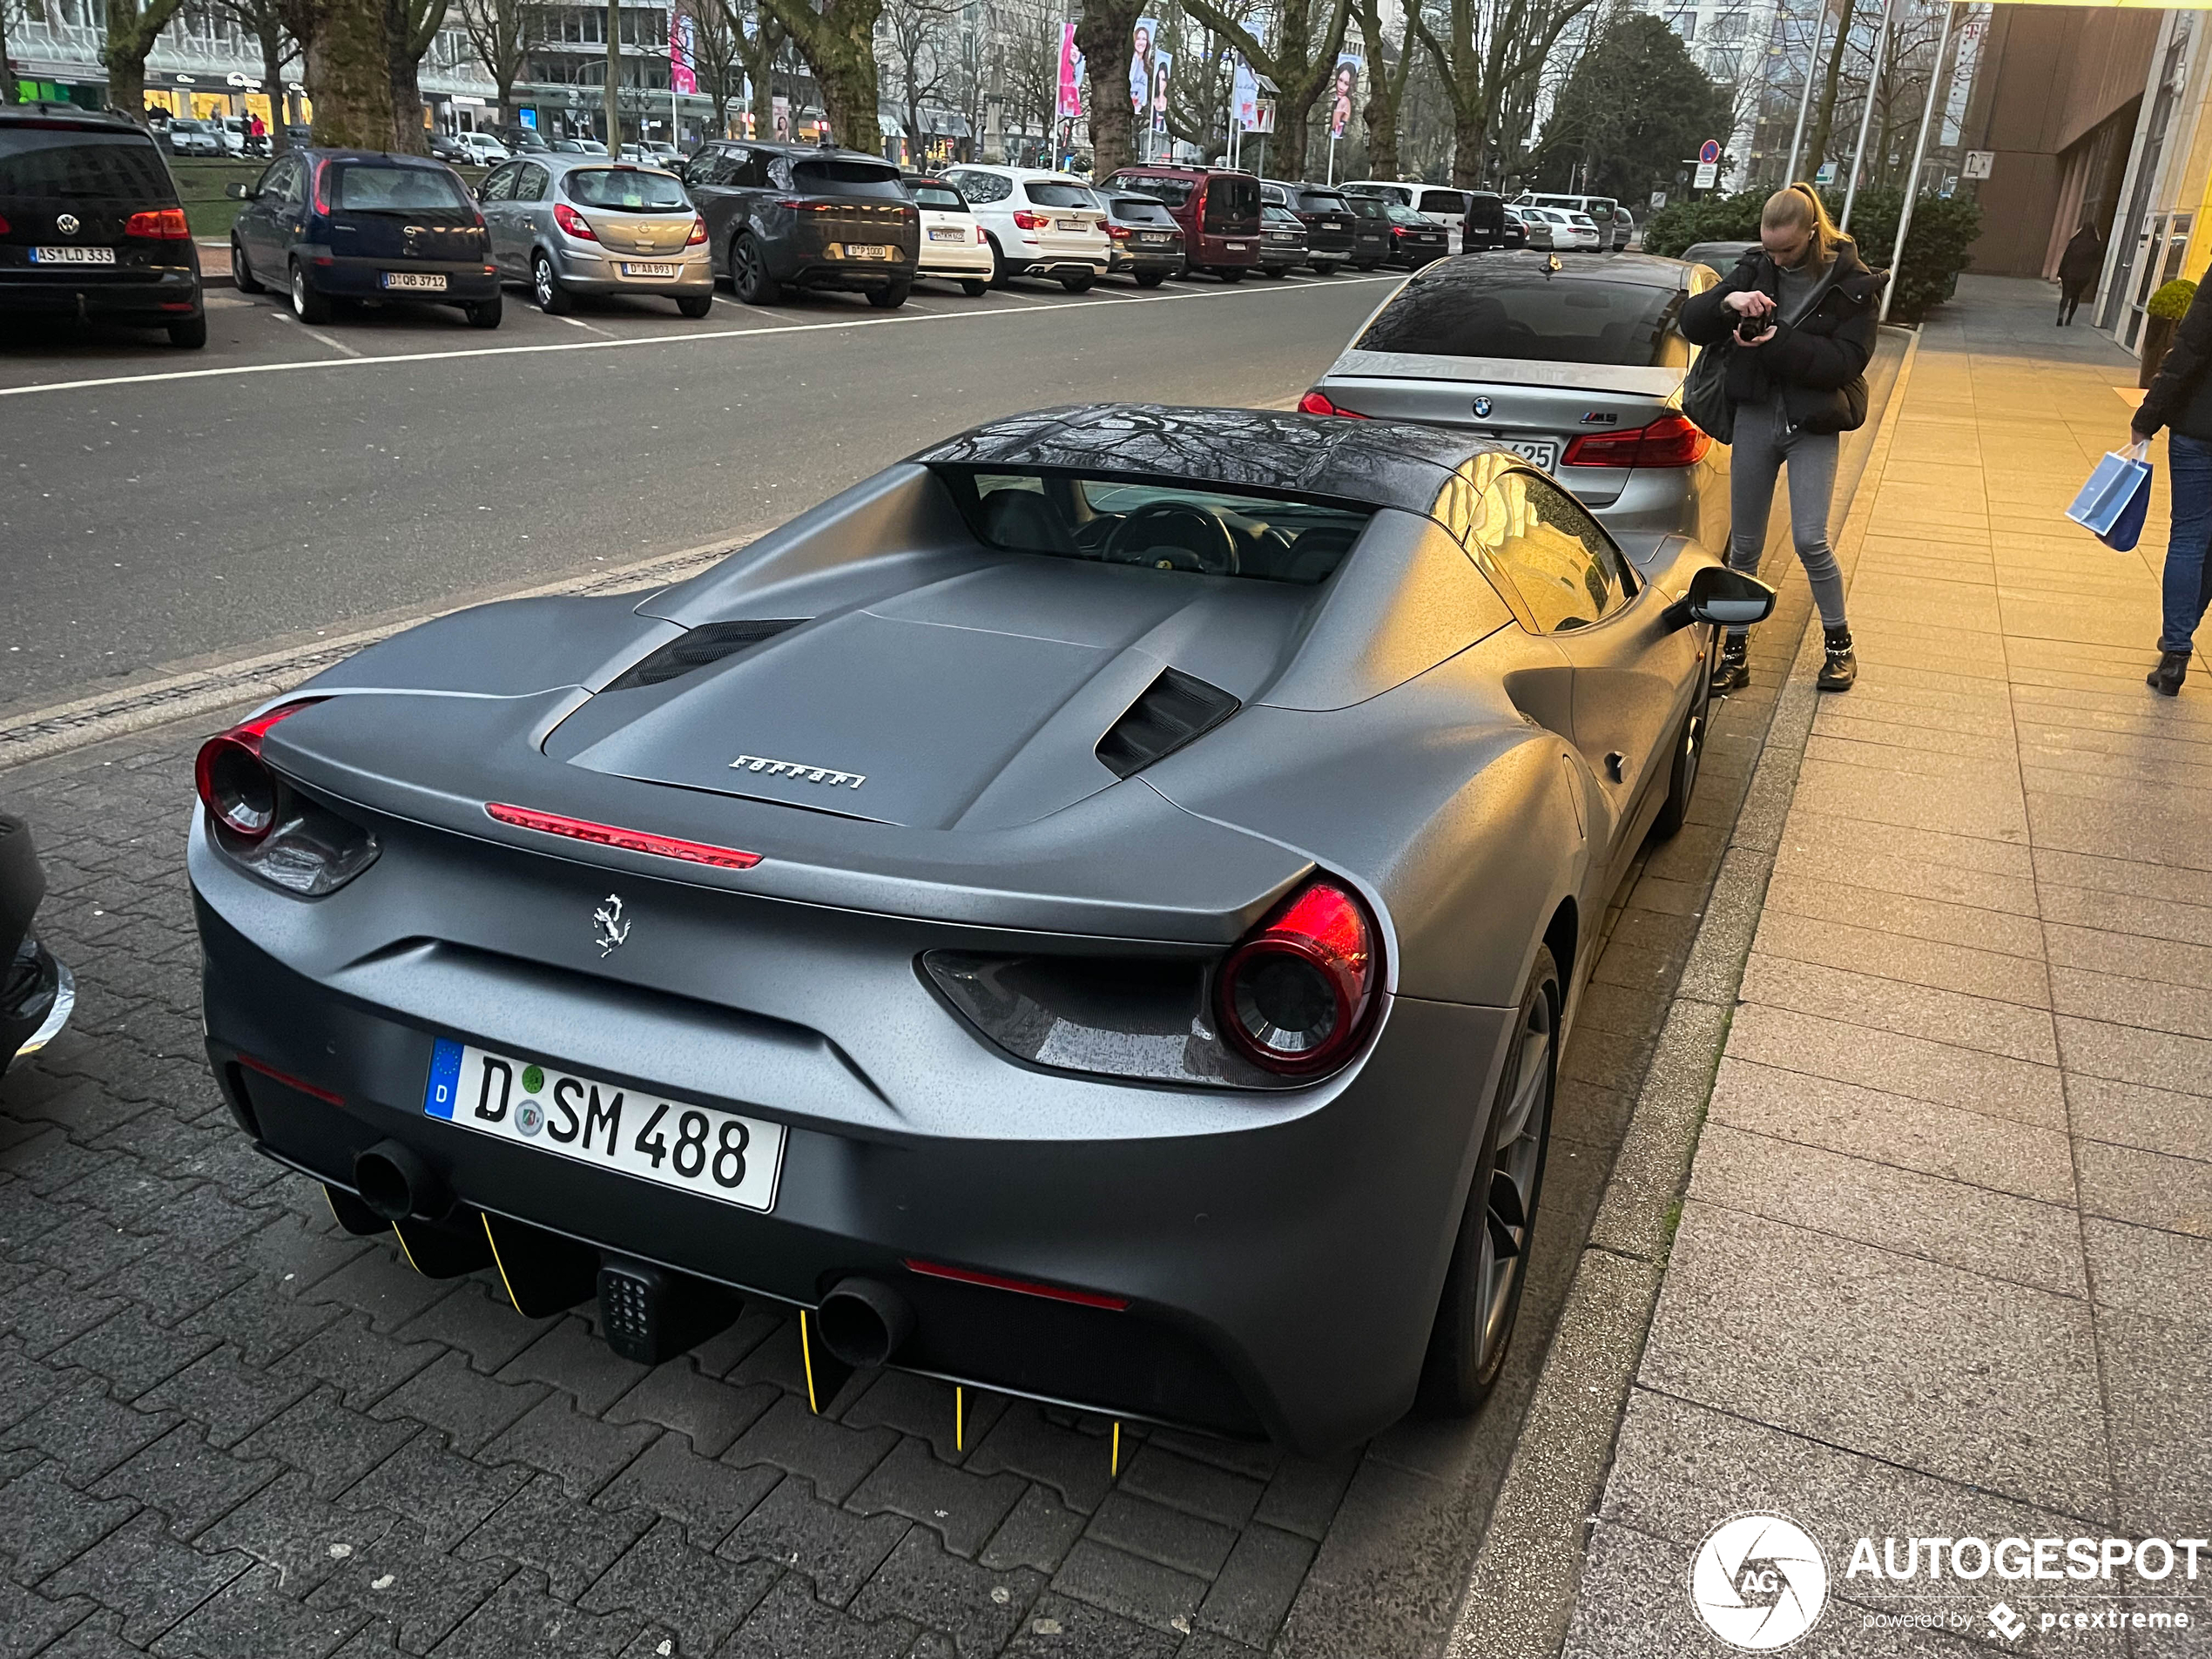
left=867, top=279, right=910, bottom=309
left=167, top=314, right=207, bottom=349
left=463, top=294, right=502, bottom=329
left=1059, top=273, right=1095, bottom=293
left=677, top=293, right=714, bottom=318
left=1418, top=943, right=1560, bottom=1415
left=986, top=235, right=1009, bottom=287
left=1218, top=267, right=1244, bottom=284
left=1134, top=270, right=1165, bottom=288
left=288, top=261, right=332, bottom=325
left=230, top=235, right=264, bottom=294
left=1649, top=640, right=1713, bottom=840
left=960, top=278, right=989, bottom=297
left=1355, top=260, right=1380, bottom=272
left=1258, top=266, right=1284, bottom=280
left=532, top=253, right=572, bottom=314
left=732, top=233, right=780, bottom=305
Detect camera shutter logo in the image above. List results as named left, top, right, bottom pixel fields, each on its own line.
left=1688, top=1514, right=1830, bottom=1650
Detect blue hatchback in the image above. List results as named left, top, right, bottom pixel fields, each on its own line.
left=226, top=147, right=500, bottom=327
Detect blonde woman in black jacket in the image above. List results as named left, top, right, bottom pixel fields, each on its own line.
left=1679, top=184, right=1887, bottom=692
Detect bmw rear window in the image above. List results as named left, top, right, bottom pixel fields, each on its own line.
left=565, top=167, right=689, bottom=209
left=331, top=165, right=473, bottom=211
left=1357, top=262, right=1689, bottom=368
left=0, top=127, right=174, bottom=202
left=1024, top=181, right=1093, bottom=207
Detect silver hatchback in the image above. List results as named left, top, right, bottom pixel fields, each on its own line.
left=475, top=153, right=712, bottom=316
left=1302, top=251, right=1726, bottom=547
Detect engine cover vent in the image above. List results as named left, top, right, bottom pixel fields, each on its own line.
left=604, top=620, right=805, bottom=692
left=1095, top=668, right=1240, bottom=779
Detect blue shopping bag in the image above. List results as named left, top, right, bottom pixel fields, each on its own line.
left=2067, top=447, right=2153, bottom=551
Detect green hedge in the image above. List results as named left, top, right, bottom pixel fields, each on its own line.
left=1640, top=185, right=1982, bottom=327
left=2149, top=279, right=2197, bottom=321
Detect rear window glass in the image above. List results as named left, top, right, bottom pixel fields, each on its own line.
left=564, top=167, right=688, bottom=209
left=907, top=181, right=965, bottom=210
left=1419, top=190, right=1467, bottom=215
left=331, top=165, right=472, bottom=211
left=792, top=158, right=904, bottom=196
left=1297, top=192, right=1350, bottom=213
left=1024, top=180, right=1093, bottom=207
left=1203, top=176, right=1258, bottom=227
left=1345, top=195, right=1388, bottom=219
left=1358, top=264, right=1688, bottom=368
left=0, top=128, right=173, bottom=202
left=1112, top=198, right=1175, bottom=224
left=950, top=170, right=1011, bottom=202
left=940, top=470, right=1372, bottom=586
left=1121, top=174, right=1191, bottom=206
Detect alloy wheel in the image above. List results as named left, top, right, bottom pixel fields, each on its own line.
left=1473, top=988, right=1554, bottom=1370
left=534, top=257, right=555, bottom=308
left=290, top=264, right=306, bottom=317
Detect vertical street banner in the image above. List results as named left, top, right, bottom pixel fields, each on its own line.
left=670, top=11, right=698, bottom=98
left=1232, top=57, right=1259, bottom=131
left=1057, top=24, right=1084, bottom=118
left=772, top=96, right=791, bottom=142
left=1153, top=51, right=1172, bottom=134
left=1330, top=52, right=1359, bottom=139
left=1132, top=18, right=1160, bottom=113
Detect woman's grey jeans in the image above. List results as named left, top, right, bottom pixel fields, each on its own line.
left=1726, top=399, right=1846, bottom=635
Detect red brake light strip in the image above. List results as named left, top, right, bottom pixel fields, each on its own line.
left=239, top=1052, right=345, bottom=1107
left=902, top=1258, right=1129, bottom=1311
left=484, top=803, right=763, bottom=870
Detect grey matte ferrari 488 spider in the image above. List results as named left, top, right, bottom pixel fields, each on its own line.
left=190, top=405, right=1771, bottom=1453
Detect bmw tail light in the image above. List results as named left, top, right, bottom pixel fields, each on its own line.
left=1108, top=224, right=1130, bottom=239
left=1011, top=209, right=1047, bottom=231
left=1298, top=390, right=1366, bottom=418
left=1217, top=880, right=1380, bottom=1076
left=687, top=216, right=708, bottom=245
left=197, top=701, right=320, bottom=841
left=124, top=206, right=191, bottom=239
left=1563, top=412, right=1711, bottom=469
left=554, top=202, right=597, bottom=240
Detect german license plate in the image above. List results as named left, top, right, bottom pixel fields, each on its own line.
left=1139, top=232, right=1169, bottom=244
left=1056, top=219, right=1084, bottom=231
left=31, top=246, right=115, bottom=264
left=927, top=226, right=964, bottom=242
left=381, top=271, right=446, bottom=291
left=423, top=1039, right=786, bottom=1213
left=843, top=243, right=892, bottom=260
left=620, top=261, right=678, bottom=277
left=1224, top=242, right=1248, bottom=251
left=1503, top=438, right=1561, bottom=469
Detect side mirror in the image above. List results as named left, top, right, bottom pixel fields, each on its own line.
left=1662, top=563, right=1777, bottom=633
left=226, top=181, right=253, bottom=200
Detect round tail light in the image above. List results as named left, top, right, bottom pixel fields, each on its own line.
left=194, top=701, right=321, bottom=842
left=1218, top=880, right=1380, bottom=1075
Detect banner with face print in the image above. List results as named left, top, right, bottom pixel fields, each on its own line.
left=1057, top=23, right=1083, bottom=118
left=1152, top=51, right=1171, bottom=133
left=1131, top=18, right=1160, bottom=113
left=1330, top=52, right=1359, bottom=139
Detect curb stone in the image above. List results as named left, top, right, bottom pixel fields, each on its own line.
left=1440, top=324, right=1925, bottom=1659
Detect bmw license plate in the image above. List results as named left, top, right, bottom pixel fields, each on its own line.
left=381, top=271, right=446, bottom=291
left=31, top=246, right=115, bottom=264
left=620, top=261, right=678, bottom=277
left=1501, top=438, right=1561, bottom=469
left=423, top=1038, right=786, bottom=1213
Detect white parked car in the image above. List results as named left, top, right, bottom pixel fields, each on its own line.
left=903, top=173, right=995, bottom=295
left=939, top=164, right=1109, bottom=291
left=1521, top=206, right=1604, bottom=252
left=459, top=132, right=510, bottom=165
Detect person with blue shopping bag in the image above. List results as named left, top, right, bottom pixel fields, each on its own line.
left=2134, top=279, right=2212, bottom=695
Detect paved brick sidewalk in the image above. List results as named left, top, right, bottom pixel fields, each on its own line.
left=1565, top=280, right=2212, bottom=1656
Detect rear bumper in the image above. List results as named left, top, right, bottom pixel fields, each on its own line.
left=549, top=245, right=713, bottom=296
left=1258, top=246, right=1305, bottom=271
left=1107, top=246, right=1182, bottom=274
left=191, top=829, right=1512, bottom=1453
left=917, top=242, right=995, bottom=279
left=1191, top=234, right=1258, bottom=269
left=306, top=254, right=499, bottom=303
left=0, top=266, right=201, bottom=321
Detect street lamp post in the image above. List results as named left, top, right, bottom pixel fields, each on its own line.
left=1838, top=0, right=1898, bottom=232
left=1880, top=0, right=1959, bottom=322
left=1784, top=0, right=1828, bottom=184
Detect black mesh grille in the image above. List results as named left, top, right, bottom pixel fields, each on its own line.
left=603, top=620, right=803, bottom=692
left=1095, top=669, right=1239, bottom=779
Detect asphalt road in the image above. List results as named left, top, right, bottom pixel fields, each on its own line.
left=0, top=267, right=1398, bottom=717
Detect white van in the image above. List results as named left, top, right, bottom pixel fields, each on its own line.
left=1516, top=192, right=1625, bottom=251
left=1340, top=180, right=1480, bottom=251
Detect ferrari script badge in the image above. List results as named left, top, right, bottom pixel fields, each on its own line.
left=592, top=894, right=631, bottom=956
left=731, top=753, right=867, bottom=790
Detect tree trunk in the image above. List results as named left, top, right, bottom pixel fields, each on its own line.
left=1355, top=0, right=1399, bottom=180
left=1805, top=0, right=1855, bottom=181
left=1075, top=0, right=1141, bottom=176
left=604, top=0, right=620, bottom=151
left=389, top=0, right=422, bottom=150
left=299, top=0, right=398, bottom=148
left=260, top=19, right=291, bottom=152
left=104, top=0, right=188, bottom=120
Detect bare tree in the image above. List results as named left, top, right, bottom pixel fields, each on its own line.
left=1353, top=0, right=1418, bottom=179
left=457, top=0, right=540, bottom=118
left=1180, top=0, right=1352, bottom=179
left=1074, top=0, right=1143, bottom=175
left=1408, top=0, right=1602, bottom=189
left=758, top=0, right=880, bottom=152
left=683, top=0, right=743, bottom=138
left=104, top=0, right=191, bottom=118
left=736, top=0, right=787, bottom=138
left=387, top=0, right=448, bottom=151
left=880, top=0, right=959, bottom=167
left=995, top=4, right=1057, bottom=158
left=212, top=0, right=303, bottom=150
left=278, top=0, right=399, bottom=146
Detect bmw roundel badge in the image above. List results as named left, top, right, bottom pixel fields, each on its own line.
left=1473, top=395, right=1494, bottom=419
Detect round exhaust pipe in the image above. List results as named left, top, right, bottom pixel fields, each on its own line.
left=354, top=1139, right=448, bottom=1223
left=818, top=1277, right=915, bottom=1369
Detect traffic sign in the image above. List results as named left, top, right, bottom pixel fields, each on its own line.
left=1698, top=138, right=1721, bottom=165
left=1694, top=163, right=1719, bottom=189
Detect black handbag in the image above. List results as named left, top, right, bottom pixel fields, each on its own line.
left=1683, top=337, right=1735, bottom=443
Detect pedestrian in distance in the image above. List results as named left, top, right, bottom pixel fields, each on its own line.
left=2057, top=221, right=2103, bottom=326
left=2130, top=276, right=2212, bottom=695
left=1679, top=182, right=1888, bottom=694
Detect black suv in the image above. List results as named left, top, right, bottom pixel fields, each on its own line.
left=1259, top=180, right=1356, bottom=273
left=0, top=105, right=206, bottom=347
left=685, top=141, right=918, bottom=307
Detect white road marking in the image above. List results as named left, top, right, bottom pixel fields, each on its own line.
left=550, top=313, right=616, bottom=337
left=0, top=273, right=1403, bottom=400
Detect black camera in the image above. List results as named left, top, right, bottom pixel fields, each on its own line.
left=1736, top=314, right=1769, bottom=343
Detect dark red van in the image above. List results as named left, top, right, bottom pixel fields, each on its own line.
left=1098, top=165, right=1260, bottom=280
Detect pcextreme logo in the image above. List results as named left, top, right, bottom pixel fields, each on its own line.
left=1689, top=1514, right=1831, bottom=1650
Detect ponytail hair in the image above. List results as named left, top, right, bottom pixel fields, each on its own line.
left=1763, top=182, right=1840, bottom=266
